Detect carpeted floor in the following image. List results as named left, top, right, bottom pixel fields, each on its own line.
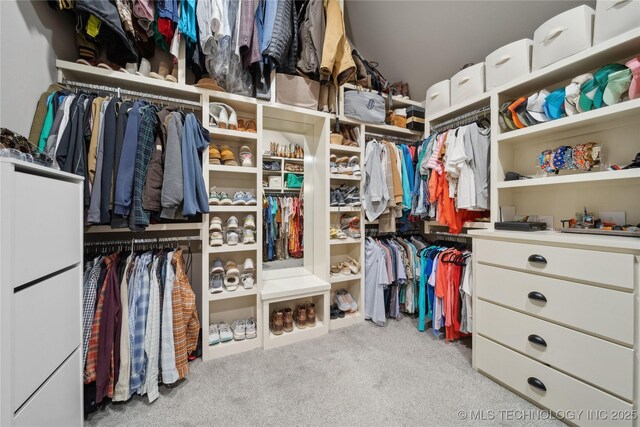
left=86, top=317, right=563, bottom=426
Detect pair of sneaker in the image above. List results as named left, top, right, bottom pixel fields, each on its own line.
left=330, top=186, right=361, bottom=207
left=231, top=191, right=257, bottom=205
left=210, top=215, right=255, bottom=231
left=329, top=155, right=361, bottom=176
left=210, top=215, right=256, bottom=246
left=208, top=318, right=257, bottom=345
left=209, top=321, right=233, bottom=345
left=209, top=189, right=232, bottom=205
left=335, top=289, right=358, bottom=313
left=209, top=258, right=255, bottom=293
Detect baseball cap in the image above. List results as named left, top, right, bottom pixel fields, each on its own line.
left=625, top=56, right=640, bottom=100
left=603, top=68, right=632, bottom=106
left=565, top=73, right=593, bottom=115
left=544, top=88, right=566, bottom=120
left=527, top=90, right=550, bottom=123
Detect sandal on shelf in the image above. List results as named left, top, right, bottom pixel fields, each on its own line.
left=220, top=145, right=237, bottom=166
left=209, top=145, right=221, bottom=164
left=237, top=119, right=246, bottom=132
left=346, top=256, right=360, bottom=273
left=338, top=262, right=352, bottom=275
left=349, top=217, right=361, bottom=239
left=330, top=264, right=341, bottom=276
left=330, top=227, right=347, bottom=240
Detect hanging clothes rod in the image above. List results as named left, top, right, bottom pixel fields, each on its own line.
left=61, top=79, right=202, bottom=108
left=428, top=231, right=473, bottom=241
left=430, top=105, right=491, bottom=133
left=84, top=236, right=201, bottom=247
left=365, top=132, right=419, bottom=145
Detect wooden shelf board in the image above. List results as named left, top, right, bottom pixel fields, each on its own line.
left=208, top=286, right=259, bottom=301
left=330, top=174, right=361, bottom=181
left=85, top=222, right=201, bottom=234
left=208, top=164, right=257, bottom=174
left=262, top=275, right=330, bottom=300
left=209, top=205, right=259, bottom=213
left=203, top=337, right=261, bottom=360
left=329, top=274, right=363, bottom=284
left=329, top=144, right=362, bottom=154
left=330, top=206, right=361, bottom=212
left=208, top=126, right=258, bottom=141
left=497, top=169, right=640, bottom=189
left=329, top=312, right=364, bottom=330
left=268, top=320, right=326, bottom=339
left=330, top=237, right=362, bottom=245
left=208, top=243, right=259, bottom=253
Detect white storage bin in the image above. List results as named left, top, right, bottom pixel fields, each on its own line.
left=450, top=63, right=485, bottom=106
left=485, top=39, right=532, bottom=90
left=425, top=80, right=450, bottom=117
left=268, top=176, right=282, bottom=188
left=532, top=5, right=595, bottom=71
left=593, top=0, right=640, bottom=44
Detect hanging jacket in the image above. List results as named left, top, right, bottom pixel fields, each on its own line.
left=181, top=113, right=210, bottom=217
left=266, top=0, right=298, bottom=73
left=297, top=0, right=324, bottom=77
left=75, top=0, right=138, bottom=65
left=161, top=113, right=184, bottom=219
left=320, top=0, right=355, bottom=85
left=172, top=250, right=199, bottom=380
left=142, top=107, right=173, bottom=213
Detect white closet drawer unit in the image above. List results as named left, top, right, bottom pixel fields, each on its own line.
left=475, top=239, right=634, bottom=290
left=475, top=264, right=634, bottom=345
left=425, top=79, right=450, bottom=116
left=532, top=5, right=595, bottom=71
left=13, top=350, right=82, bottom=427
left=593, top=0, right=640, bottom=44
left=12, top=266, right=82, bottom=411
left=476, top=300, right=634, bottom=400
left=476, top=336, right=634, bottom=426
left=450, top=63, right=485, bottom=105
left=12, top=170, right=82, bottom=288
left=485, top=39, right=532, bottom=90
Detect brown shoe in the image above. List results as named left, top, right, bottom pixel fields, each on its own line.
left=283, top=307, right=294, bottom=332
left=402, top=82, right=410, bottom=99
left=328, top=83, right=336, bottom=114
left=306, top=302, right=316, bottom=327
left=270, top=309, right=284, bottom=335
left=340, top=125, right=353, bottom=146
left=392, top=81, right=403, bottom=97
left=295, top=304, right=307, bottom=329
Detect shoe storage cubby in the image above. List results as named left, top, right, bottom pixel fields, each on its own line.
left=328, top=243, right=364, bottom=330
left=329, top=280, right=363, bottom=330
left=262, top=291, right=329, bottom=350
left=206, top=294, right=262, bottom=359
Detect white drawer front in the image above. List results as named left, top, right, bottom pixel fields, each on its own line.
left=476, top=336, right=633, bottom=426
left=593, top=0, right=640, bottom=44
left=475, top=239, right=634, bottom=290
left=476, top=300, right=633, bottom=400
left=532, top=5, right=595, bottom=70
left=450, top=63, right=485, bottom=106
left=425, top=79, right=450, bottom=117
left=475, top=264, right=634, bottom=345
left=485, top=39, right=532, bottom=90
left=13, top=350, right=82, bottom=427
left=13, top=171, right=81, bottom=287
left=13, top=266, right=82, bottom=411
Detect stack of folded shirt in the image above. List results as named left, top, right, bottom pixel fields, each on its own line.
left=499, top=56, right=639, bottom=131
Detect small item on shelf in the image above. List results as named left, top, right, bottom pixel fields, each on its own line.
left=263, top=160, right=281, bottom=171
left=494, top=221, right=548, bottom=232
left=226, top=230, right=239, bottom=246
left=330, top=226, right=347, bottom=240
left=209, top=145, right=221, bottom=164
left=306, top=303, right=317, bottom=327
left=387, top=108, right=407, bottom=128
left=218, top=321, right=233, bottom=342
left=242, top=229, right=256, bottom=244
left=209, top=216, right=223, bottom=231
left=268, top=175, right=282, bottom=189
left=239, top=145, right=253, bottom=167
left=330, top=131, right=344, bottom=145
left=209, top=324, right=220, bottom=345
left=209, top=258, right=225, bottom=294
left=231, top=320, right=246, bottom=341
left=282, top=307, right=294, bottom=332
left=406, top=106, right=425, bottom=132
left=336, top=156, right=351, bottom=174
left=627, top=57, right=640, bottom=100
left=210, top=231, right=224, bottom=246
left=285, top=173, right=303, bottom=189
left=295, top=304, right=308, bottom=329
left=348, top=156, right=361, bottom=176
left=504, top=172, right=531, bottom=181
left=219, top=145, right=237, bottom=166
left=195, top=77, right=226, bottom=92
left=224, top=261, right=240, bottom=290
left=335, top=289, right=358, bottom=313
left=240, top=258, right=255, bottom=289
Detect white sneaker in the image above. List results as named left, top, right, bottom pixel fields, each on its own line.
left=242, top=229, right=255, bottom=244
left=209, top=216, right=222, bottom=231
left=243, top=214, right=256, bottom=230
left=226, top=230, right=239, bottom=246
left=245, top=318, right=257, bottom=339
left=218, top=321, right=233, bottom=342
left=242, top=258, right=255, bottom=272
left=240, top=272, right=254, bottom=289
left=227, top=216, right=239, bottom=230
left=210, top=232, right=224, bottom=246
left=232, top=319, right=246, bottom=341
left=349, top=156, right=361, bottom=177
left=209, top=323, right=220, bottom=345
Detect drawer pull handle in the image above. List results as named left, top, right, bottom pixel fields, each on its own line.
left=528, top=334, right=547, bottom=347
left=528, top=291, right=547, bottom=302
left=528, top=254, right=547, bottom=265
left=527, top=377, right=547, bottom=392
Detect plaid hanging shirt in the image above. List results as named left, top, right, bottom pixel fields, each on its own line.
left=172, top=250, right=200, bottom=380
left=131, top=105, right=158, bottom=230
left=82, top=257, right=103, bottom=369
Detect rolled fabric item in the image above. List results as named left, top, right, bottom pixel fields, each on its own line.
left=564, top=73, right=593, bottom=115
left=543, top=88, right=566, bottom=120
left=527, top=90, right=550, bottom=123
left=592, top=63, right=628, bottom=109
left=603, top=68, right=632, bottom=106
left=625, top=56, right=640, bottom=100
left=507, top=97, right=527, bottom=128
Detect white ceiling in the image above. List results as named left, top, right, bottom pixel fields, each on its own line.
left=344, top=0, right=596, bottom=101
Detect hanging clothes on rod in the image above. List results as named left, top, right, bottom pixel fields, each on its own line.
left=82, top=237, right=199, bottom=415
left=263, top=194, right=303, bottom=262
left=30, top=84, right=209, bottom=230
left=410, top=113, right=491, bottom=233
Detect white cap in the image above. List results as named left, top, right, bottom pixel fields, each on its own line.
left=526, top=90, right=550, bottom=123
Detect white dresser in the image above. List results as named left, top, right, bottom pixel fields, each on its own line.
left=0, top=158, right=83, bottom=426
left=471, top=230, right=639, bottom=426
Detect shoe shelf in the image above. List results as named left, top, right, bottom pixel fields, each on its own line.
left=209, top=205, right=259, bottom=213
left=204, top=336, right=262, bottom=360
left=424, top=221, right=491, bottom=230
left=208, top=243, right=259, bottom=253
left=330, top=174, right=361, bottom=181
left=263, top=155, right=304, bottom=162
left=208, top=286, right=259, bottom=301
left=329, top=206, right=361, bottom=212
left=330, top=237, right=362, bottom=245
left=208, top=164, right=257, bottom=174
left=329, top=273, right=363, bottom=284
left=496, top=169, right=640, bottom=189
left=208, top=126, right=259, bottom=142
left=496, top=98, right=640, bottom=145
left=329, top=311, right=363, bottom=331
left=329, top=144, right=361, bottom=154
left=268, top=320, right=326, bottom=340
left=84, top=222, right=202, bottom=234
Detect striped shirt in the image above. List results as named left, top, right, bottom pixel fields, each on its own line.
left=172, top=250, right=200, bottom=380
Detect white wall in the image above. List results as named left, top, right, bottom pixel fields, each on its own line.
left=345, top=0, right=596, bottom=101
left=0, top=0, right=74, bottom=136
